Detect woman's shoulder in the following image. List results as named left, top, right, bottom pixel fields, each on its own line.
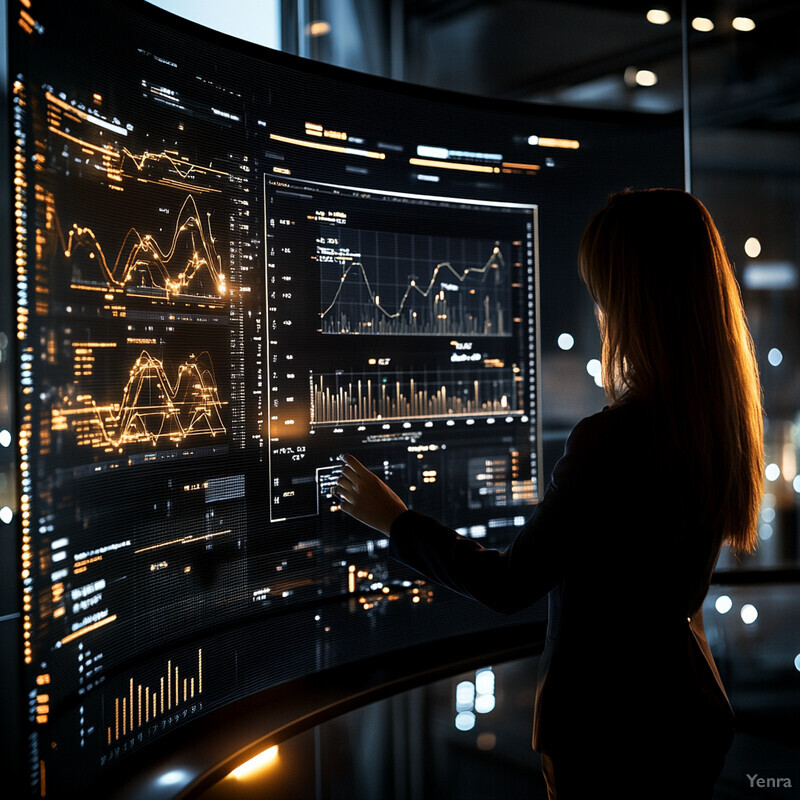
left=561, top=396, right=665, bottom=479
left=555, top=396, right=664, bottom=494
left=570, top=394, right=656, bottom=443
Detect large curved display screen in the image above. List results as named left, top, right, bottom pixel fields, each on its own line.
left=6, top=1, right=683, bottom=796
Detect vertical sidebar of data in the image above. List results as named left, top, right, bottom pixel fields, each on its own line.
left=12, top=38, right=41, bottom=796
left=264, top=178, right=320, bottom=522
left=528, top=206, right=541, bottom=500
left=2, top=0, right=24, bottom=793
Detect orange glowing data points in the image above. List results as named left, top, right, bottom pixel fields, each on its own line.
left=45, top=92, right=126, bottom=137
left=305, top=121, right=346, bottom=140
left=412, top=156, right=540, bottom=175
left=52, top=192, right=227, bottom=299
left=60, top=613, right=117, bottom=645
left=54, top=349, right=226, bottom=451
left=501, top=161, right=541, bottom=174
left=18, top=8, right=35, bottom=34
left=106, top=650, right=203, bottom=745
left=120, top=147, right=229, bottom=182
left=527, top=135, right=580, bottom=150
left=134, top=529, right=232, bottom=555
left=45, top=89, right=230, bottom=190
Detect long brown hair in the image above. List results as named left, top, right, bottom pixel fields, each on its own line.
left=577, top=188, right=764, bottom=554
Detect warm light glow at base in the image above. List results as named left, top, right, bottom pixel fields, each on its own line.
left=306, top=20, right=332, bottom=37
left=230, top=745, right=279, bottom=779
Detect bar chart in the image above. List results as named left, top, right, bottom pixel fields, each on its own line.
left=105, top=649, right=203, bottom=744
left=310, top=367, right=523, bottom=425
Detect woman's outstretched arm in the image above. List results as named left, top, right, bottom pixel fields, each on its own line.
left=333, top=412, right=605, bottom=614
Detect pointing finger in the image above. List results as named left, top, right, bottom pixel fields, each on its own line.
left=340, top=464, right=360, bottom=484
left=339, top=453, right=369, bottom=476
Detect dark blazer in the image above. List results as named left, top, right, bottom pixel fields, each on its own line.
left=389, top=397, right=735, bottom=756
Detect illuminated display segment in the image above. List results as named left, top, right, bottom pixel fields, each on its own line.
left=319, top=230, right=512, bottom=336
left=105, top=650, right=203, bottom=745
left=63, top=194, right=228, bottom=300
left=52, top=349, right=227, bottom=450
left=13, top=12, right=261, bottom=790
left=310, top=367, right=523, bottom=424
left=265, top=177, right=538, bottom=524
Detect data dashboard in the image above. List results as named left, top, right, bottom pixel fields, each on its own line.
left=4, top=1, right=682, bottom=796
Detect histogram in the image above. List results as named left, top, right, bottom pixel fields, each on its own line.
left=310, top=367, right=523, bottom=425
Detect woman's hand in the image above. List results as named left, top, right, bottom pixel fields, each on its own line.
left=334, top=454, right=408, bottom=535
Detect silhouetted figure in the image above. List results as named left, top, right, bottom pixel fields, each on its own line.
left=335, top=189, right=764, bottom=800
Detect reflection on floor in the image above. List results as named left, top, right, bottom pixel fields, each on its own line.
left=201, top=581, right=799, bottom=799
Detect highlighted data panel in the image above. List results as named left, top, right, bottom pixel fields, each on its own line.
left=265, top=177, right=539, bottom=524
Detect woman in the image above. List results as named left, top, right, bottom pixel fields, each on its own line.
left=334, top=189, right=764, bottom=799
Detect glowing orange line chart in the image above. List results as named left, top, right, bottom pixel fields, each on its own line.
left=119, top=147, right=230, bottom=181
left=52, top=350, right=227, bottom=450
left=57, top=193, right=228, bottom=299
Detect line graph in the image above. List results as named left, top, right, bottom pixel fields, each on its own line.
left=42, top=189, right=228, bottom=300
left=44, top=90, right=229, bottom=194
left=52, top=350, right=226, bottom=450
left=119, top=148, right=230, bottom=182
left=319, top=228, right=512, bottom=336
